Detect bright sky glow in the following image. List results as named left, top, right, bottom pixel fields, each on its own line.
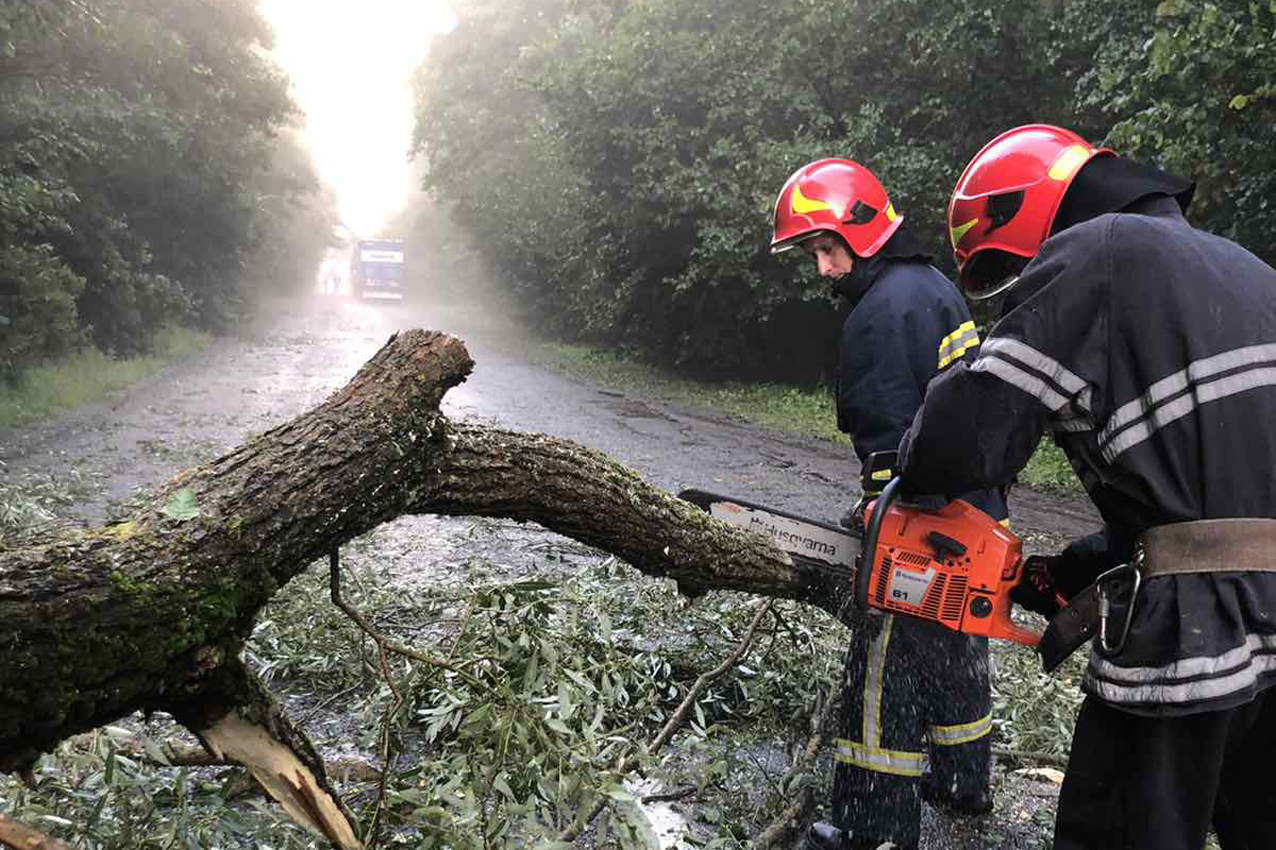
left=259, top=0, right=457, bottom=239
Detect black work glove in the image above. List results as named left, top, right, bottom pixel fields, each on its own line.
left=1010, top=554, right=1065, bottom=619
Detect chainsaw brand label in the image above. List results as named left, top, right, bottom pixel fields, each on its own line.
left=888, top=566, right=937, bottom=607
left=707, top=502, right=855, bottom=569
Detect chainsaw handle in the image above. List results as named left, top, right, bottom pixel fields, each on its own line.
left=989, top=554, right=1062, bottom=647
left=856, top=477, right=904, bottom=612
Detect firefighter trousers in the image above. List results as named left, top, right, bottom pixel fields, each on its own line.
left=1055, top=689, right=1276, bottom=850
left=831, top=613, right=992, bottom=849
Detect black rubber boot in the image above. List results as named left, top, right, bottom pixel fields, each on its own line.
left=920, top=774, right=994, bottom=816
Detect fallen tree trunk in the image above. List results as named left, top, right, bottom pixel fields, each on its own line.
left=0, top=330, right=837, bottom=845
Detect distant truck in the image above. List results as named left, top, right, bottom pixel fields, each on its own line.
left=349, top=238, right=406, bottom=302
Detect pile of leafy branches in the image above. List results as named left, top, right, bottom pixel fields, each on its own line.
left=0, top=516, right=1084, bottom=848
left=0, top=532, right=846, bottom=848
left=0, top=463, right=99, bottom=547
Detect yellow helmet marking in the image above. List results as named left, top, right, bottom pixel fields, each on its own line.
left=791, top=182, right=835, bottom=215
left=1048, top=144, right=1091, bottom=181
left=884, top=201, right=897, bottom=222
left=950, top=217, right=979, bottom=248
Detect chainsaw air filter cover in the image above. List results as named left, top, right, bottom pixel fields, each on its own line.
left=866, top=498, right=1038, bottom=644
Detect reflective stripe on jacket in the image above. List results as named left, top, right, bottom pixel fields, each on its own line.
left=899, top=195, right=1276, bottom=716
left=838, top=258, right=1006, bottom=519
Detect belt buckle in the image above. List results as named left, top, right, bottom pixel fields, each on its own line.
left=1095, top=550, right=1143, bottom=656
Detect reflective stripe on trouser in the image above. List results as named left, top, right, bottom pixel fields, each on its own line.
left=832, top=613, right=992, bottom=847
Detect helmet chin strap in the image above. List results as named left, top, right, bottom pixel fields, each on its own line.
left=969, top=273, right=1020, bottom=302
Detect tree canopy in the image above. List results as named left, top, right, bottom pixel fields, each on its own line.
left=412, top=0, right=1276, bottom=383
left=0, top=0, right=336, bottom=383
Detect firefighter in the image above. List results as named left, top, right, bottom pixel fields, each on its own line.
left=771, top=159, right=1008, bottom=850
left=897, top=124, right=1276, bottom=849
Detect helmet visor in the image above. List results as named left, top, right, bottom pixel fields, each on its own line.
left=960, top=250, right=1029, bottom=300
left=771, top=227, right=836, bottom=255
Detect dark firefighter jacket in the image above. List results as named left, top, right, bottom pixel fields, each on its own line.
left=837, top=256, right=1007, bottom=521
left=898, top=195, right=1276, bottom=716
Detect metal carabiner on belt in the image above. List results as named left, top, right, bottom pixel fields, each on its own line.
left=1096, top=549, right=1144, bottom=656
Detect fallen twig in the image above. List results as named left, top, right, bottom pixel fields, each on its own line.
left=559, top=598, right=776, bottom=842
left=329, top=550, right=493, bottom=695
left=993, top=747, right=1069, bottom=769
left=116, top=735, right=384, bottom=785
left=751, top=683, right=838, bottom=848
left=639, top=787, right=698, bottom=804
left=330, top=551, right=404, bottom=849
left=298, top=684, right=364, bottom=726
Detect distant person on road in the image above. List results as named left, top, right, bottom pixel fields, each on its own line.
left=897, top=123, right=1276, bottom=849
left=770, top=159, right=1009, bottom=850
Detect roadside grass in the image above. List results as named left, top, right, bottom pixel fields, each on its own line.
left=534, top=343, right=849, bottom=445
left=0, top=327, right=212, bottom=430
left=535, top=342, right=1082, bottom=493
left=1018, top=439, right=1076, bottom=492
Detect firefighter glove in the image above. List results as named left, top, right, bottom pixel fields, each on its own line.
left=1010, top=554, right=1065, bottom=619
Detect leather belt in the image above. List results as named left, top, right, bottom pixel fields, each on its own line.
left=1038, top=518, right=1276, bottom=673
left=1140, top=518, right=1276, bottom=575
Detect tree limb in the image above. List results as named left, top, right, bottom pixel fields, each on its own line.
left=559, top=598, right=776, bottom=842
left=0, top=329, right=832, bottom=843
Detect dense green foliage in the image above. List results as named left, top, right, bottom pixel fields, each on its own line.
left=0, top=0, right=335, bottom=384
left=412, top=0, right=1276, bottom=383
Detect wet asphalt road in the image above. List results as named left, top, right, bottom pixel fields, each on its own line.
left=0, top=291, right=1103, bottom=848
left=0, top=291, right=1099, bottom=543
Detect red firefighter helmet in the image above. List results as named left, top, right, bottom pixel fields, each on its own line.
left=948, top=124, right=1115, bottom=298
left=771, top=158, right=903, bottom=258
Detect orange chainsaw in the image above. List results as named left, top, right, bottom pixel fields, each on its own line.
left=679, top=477, right=1043, bottom=646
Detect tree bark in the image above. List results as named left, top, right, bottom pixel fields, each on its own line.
left=0, top=329, right=835, bottom=840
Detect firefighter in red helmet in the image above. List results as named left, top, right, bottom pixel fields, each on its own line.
left=772, top=158, right=1008, bottom=850
left=899, top=123, right=1276, bottom=849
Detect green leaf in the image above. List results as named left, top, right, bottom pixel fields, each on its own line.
left=603, top=785, right=636, bottom=804
left=492, top=772, right=515, bottom=800
left=623, top=807, right=662, bottom=850
left=558, top=680, right=575, bottom=721
left=1229, top=94, right=1250, bottom=110
left=162, top=488, right=200, bottom=521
